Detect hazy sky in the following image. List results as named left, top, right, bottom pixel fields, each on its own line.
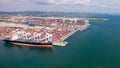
left=0, top=0, right=120, bottom=13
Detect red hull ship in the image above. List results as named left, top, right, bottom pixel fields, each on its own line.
left=4, top=38, right=53, bottom=48
left=3, top=30, right=53, bottom=48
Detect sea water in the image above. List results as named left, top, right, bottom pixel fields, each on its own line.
left=0, top=14, right=120, bottom=68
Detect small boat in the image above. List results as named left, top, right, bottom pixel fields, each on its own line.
left=3, top=31, right=53, bottom=48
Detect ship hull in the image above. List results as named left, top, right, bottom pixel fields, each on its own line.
left=4, top=39, right=53, bottom=48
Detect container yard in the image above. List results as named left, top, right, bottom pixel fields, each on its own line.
left=0, top=16, right=90, bottom=47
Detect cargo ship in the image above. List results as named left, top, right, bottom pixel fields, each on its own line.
left=3, top=31, right=53, bottom=48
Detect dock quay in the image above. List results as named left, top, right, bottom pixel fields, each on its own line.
left=61, top=29, right=79, bottom=41
left=53, top=29, right=78, bottom=46
left=53, top=41, right=68, bottom=46
left=53, top=24, right=90, bottom=47
left=53, top=29, right=79, bottom=46
left=53, top=24, right=90, bottom=46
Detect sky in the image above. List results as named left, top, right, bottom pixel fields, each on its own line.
left=0, top=0, right=120, bottom=13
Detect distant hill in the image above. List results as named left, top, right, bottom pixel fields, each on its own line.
left=0, top=11, right=113, bottom=18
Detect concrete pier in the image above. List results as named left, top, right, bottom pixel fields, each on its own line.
left=53, top=41, right=68, bottom=46
left=53, top=29, right=79, bottom=46
left=53, top=24, right=90, bottom=46
left=61, top=29, right=78, bottom=41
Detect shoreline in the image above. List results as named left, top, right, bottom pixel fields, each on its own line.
left=0, top=17, right=90, bottom=47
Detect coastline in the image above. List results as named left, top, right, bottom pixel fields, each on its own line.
left=0, top=16, right=90, bottom=47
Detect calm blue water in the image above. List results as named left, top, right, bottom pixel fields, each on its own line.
left=0, top=14, right=120, bottom=68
